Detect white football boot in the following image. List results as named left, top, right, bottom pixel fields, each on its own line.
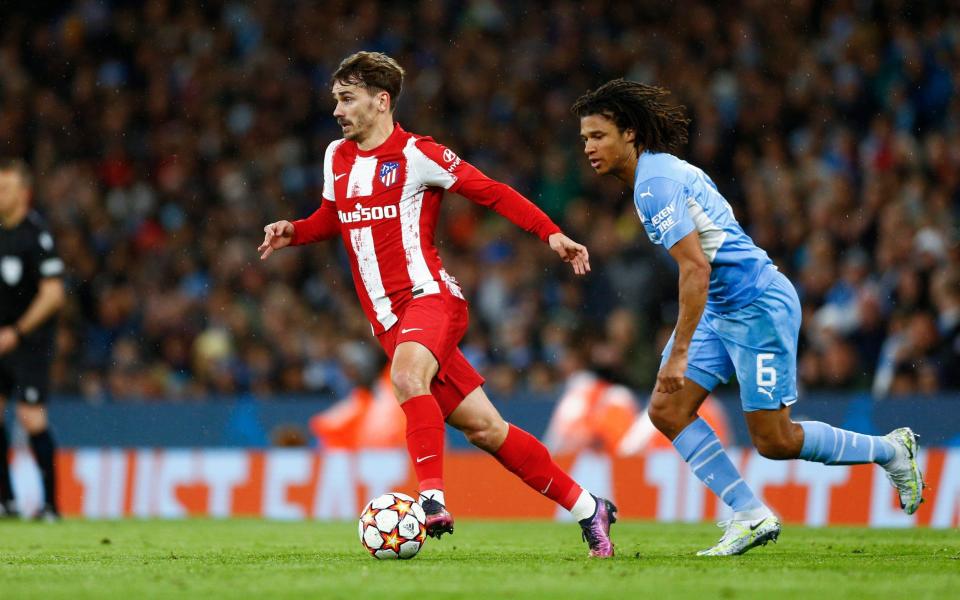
left=881, top=427, right=925, bottom=515
left=697, top=508, right=780, bottom=557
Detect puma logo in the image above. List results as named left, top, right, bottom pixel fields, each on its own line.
left=757, top=387, right=774, bottom=400
left=639, top=186, right=653, bottom=199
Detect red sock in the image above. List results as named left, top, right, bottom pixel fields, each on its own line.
left=493, top=424, right=582, bottom=510
left=401, top=394, right=445, bottom=492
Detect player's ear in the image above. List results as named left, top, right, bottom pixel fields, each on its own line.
left=623, top=128, right=636, bottom=145
left=379, top=91, right=390, bottom=113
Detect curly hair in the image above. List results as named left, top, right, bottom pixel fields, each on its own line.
left=571, top=79, right=690, bottom=154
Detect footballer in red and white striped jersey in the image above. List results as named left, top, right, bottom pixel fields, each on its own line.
left=289, top=123, right=562, bottom=335
left=260, top=52, right=613, bottom=557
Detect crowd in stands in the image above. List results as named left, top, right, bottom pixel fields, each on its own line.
left=0, top=0, right=957, bottom=402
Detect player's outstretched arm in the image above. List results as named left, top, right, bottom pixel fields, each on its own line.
left=258, top=220, right=295, bottom=260
left=548, top=232, right=591, bottom=275
left=410, top=138, right=590, bottom=275
left=464, top=176, right=591, bottom=275
left=259, top=200, right=341, bottom=259
left=468, top=176, right=591, bottom=276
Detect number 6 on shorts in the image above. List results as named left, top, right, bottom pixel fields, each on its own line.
left=757, top=353, right=777, bottom=387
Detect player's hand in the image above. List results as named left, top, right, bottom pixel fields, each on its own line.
left=548, top=232, right=591, bottom=276
left=258, top=220, right=295, bottom=260
left=656, top=351, right=687, bottom=394
left=0, top=327, right=19, bottom=356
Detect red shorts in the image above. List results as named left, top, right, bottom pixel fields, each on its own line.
left=375, top=294, right=485, bottom=418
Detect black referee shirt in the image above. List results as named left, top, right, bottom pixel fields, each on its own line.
left=0, top=211, right=64, bottom=339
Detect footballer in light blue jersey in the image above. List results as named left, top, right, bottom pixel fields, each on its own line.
left=633, top=152, right=777, bottom=314
left=571, top=79, right=924, bottom=556
left=632, top=151, right=800, bottom=408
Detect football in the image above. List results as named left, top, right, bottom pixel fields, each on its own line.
left=358, top=492, right=428, bottom=559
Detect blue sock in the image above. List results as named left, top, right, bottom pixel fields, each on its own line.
left=798, top=421, right=895, bottom=465
left=673, top=417, right=763, bottom=513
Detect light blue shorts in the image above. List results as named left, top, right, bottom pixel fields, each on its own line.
left=660, top=271, right=801, bottom=411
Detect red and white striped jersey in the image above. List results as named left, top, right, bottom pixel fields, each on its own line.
left=290, top=124, right=561, bottom=334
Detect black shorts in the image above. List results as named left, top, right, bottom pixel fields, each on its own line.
left=0, top=338, right=54, bottom=405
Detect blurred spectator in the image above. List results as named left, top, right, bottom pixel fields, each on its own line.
left=874, top=311, right=942, bottom=398
left=544, top=333, right=730, bottom=456
left=309, top=343, right=404, bottom=450
left=931, top=267, right=960, bottom=388
left=0, top=1, right=955, bottom=401
left=544, top=336, right=640, bottom=455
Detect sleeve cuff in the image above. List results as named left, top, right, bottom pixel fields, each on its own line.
left=290, top=221, right=304, bottom=246
left=539, top=223, right=562, bottom=243
left=445, top=176, right=462, bottom=193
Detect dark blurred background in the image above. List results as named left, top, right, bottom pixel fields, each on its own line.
left=1, top=0, right=958, bottom=404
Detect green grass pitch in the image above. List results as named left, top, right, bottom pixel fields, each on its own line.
left=1, top=519, right=958, bottom=599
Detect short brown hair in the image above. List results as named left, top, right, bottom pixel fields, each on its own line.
left=0, top=158, right=32, bottom=189
left=332, top=51, right=405, bottom=112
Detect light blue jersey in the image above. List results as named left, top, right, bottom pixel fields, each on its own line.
left=636, top=151, right=801, bottom=411
left=631, top=158, right=903, bottom=519
left=634, top=151, right=776, bottom=313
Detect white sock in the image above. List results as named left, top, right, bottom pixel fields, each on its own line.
left=732, top=505, right=773, bottom=522
left=419, top=489, right=445, bottom=506
left=569, top=490, right=597, bottom=522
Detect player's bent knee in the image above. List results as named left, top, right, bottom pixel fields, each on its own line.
left=460, top=418, right=507, bottom=452
left=647, top=400, right=685, bottom=438
left=390, top=370, right=430, bottom=402
left=464, top=428, right=494, bottom=451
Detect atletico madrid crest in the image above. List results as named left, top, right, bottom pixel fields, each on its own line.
left=379, top=161, right=399, bottom=187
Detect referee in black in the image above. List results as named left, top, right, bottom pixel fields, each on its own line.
left=0, top=159, right=65, bottom=521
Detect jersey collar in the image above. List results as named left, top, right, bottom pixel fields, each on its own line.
left=633, top=149, right=652, bottom=188
left=355, top=123, right=406, bottom=157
